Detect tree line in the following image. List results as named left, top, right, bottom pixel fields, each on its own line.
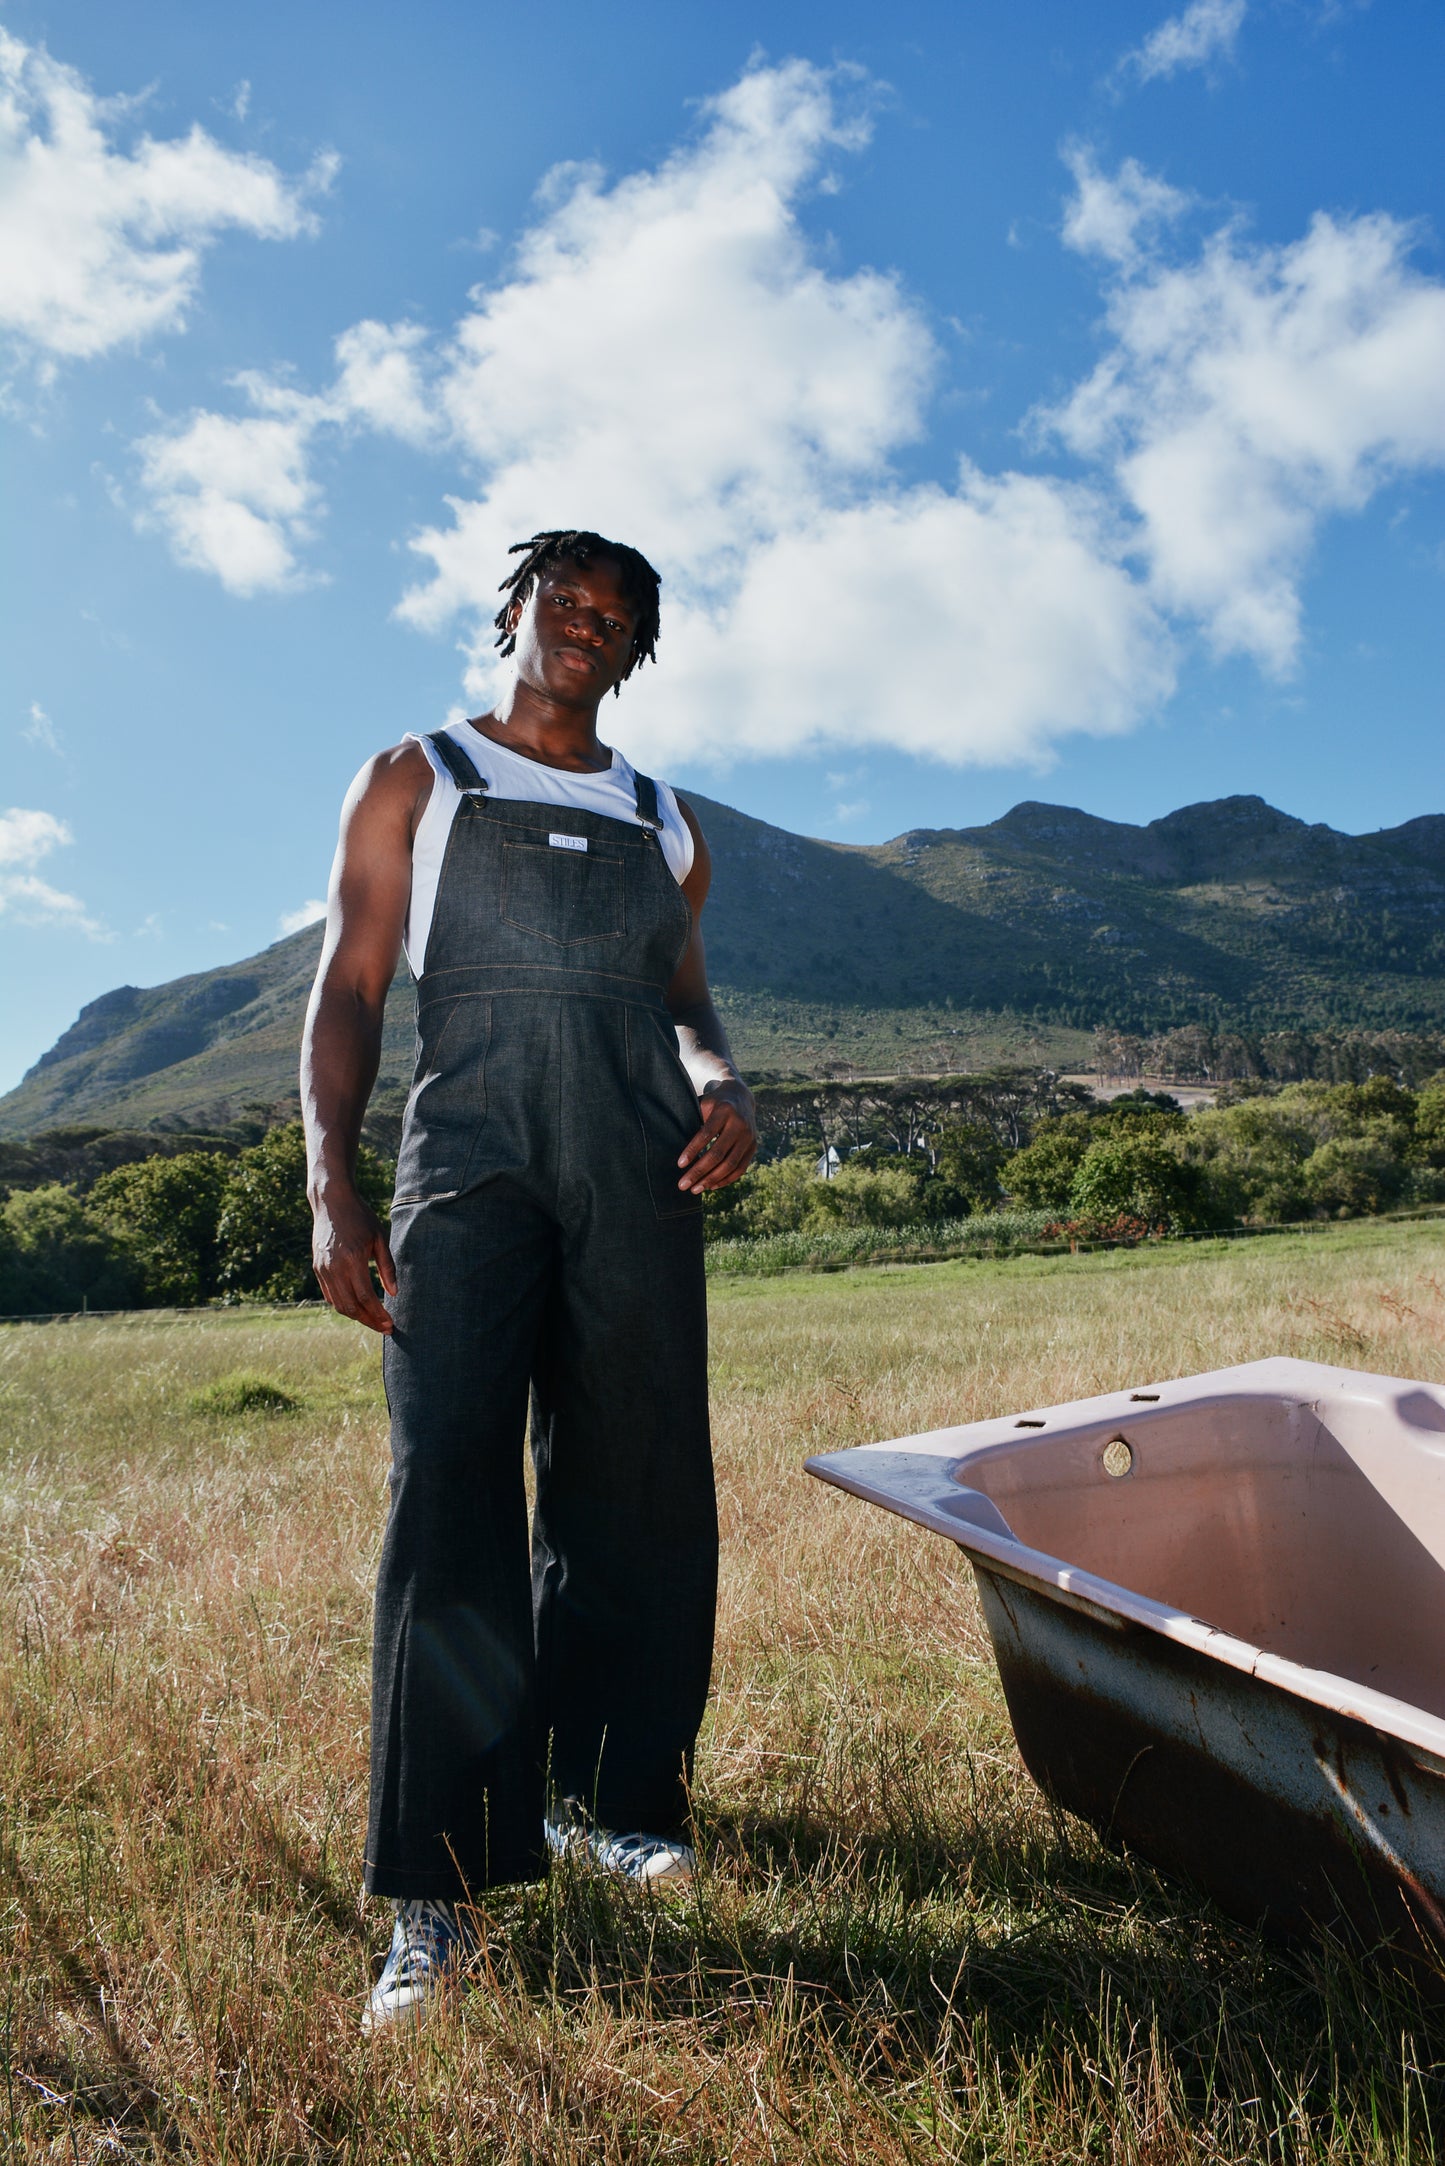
left=0, top=1121, right=390, bottom=1316
left=3, top=1065, right=1444, bottom=1313
left=705, top=1070, right=1445, bottom=1244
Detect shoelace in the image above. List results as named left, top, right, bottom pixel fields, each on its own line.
left=386, top=1899, right=461, bottom=1986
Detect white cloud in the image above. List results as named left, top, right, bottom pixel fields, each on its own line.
left=135, top=399, right=323, bottom=594
left=129, top=60, right=1172, bottom=767
left=1047, top=165, right=1445, bottom=670
left=0, top=805, right=107, bottom=936
left=0, top=806, right=68, bottom=866
left=1120, top=0, right=1247, bottom=83
left=22, top=701, right=61, bottom=754
left=1061, top=147, right=1190, bottom=267
left=131, top=59, right=1443, bottom=768
left=617, top=469, right=1172, bottom=771
left=134, top=321, right=433, bottom=591
left=279, top=897, right=327, bottom=934
left=389, top=60, right=1170, bottom=770
left=332, top=319, right=438, bottom=447
left=0, top=29, right=333, bottom=369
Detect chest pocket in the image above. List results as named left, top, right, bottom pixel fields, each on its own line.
left=500, top=838, right=627, bottom=947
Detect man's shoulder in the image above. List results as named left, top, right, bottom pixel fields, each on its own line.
left=343, top=737, right=436, bottom=828
left=668, top=786, right=705, bottom=836
left=360, top=736, right=434, bottom=788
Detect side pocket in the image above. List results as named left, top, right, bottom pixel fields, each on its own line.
left=626, top=1008, right=704, bottom=1221
left=392, top=995, right=490, bottom=1203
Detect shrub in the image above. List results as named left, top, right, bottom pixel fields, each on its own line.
left=1068, top=1135, right=1209, bottom=1232
left=704, top=1150, right=931, bottom=1241
left=1001, top=1123, right=1091, bottom=1211
left=1181, top=1097, right=1321, bottom=1223
left=91, top=1151, right=230, bottom=1306
left=702, top=1151, right=818, bottom=1241
left=1301, top=1128, right=1410, bottom=1218
left=806, top=1160, right=928, bottom=1230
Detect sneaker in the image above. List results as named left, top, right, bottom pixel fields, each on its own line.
left=362, top=1898, right=471, bottom=2034
left=544, top=1814, right=696, bottom=1885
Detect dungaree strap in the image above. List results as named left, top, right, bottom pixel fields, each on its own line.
left=632, top=772, right=662, bottom=832
left=426, top=729, right=488, bottom=794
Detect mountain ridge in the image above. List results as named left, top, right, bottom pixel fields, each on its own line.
left=4, top=789, right=1444, bottom=1137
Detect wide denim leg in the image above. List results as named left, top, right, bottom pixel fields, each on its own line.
left=530, top=1202, right=714, bottom=1837
left=366, top=1190, right=553, bottom=1898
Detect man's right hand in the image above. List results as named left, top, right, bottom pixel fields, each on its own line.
left=301, top=742, right=428, bottom=1338
left=311, top=1186, right=397, bottom=1334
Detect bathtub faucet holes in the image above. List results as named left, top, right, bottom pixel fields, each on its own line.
left=1102, top=1436, right=1134, bottom=1478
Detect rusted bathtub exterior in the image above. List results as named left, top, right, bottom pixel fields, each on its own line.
left=806, top=1357, right=1445, bottom=1949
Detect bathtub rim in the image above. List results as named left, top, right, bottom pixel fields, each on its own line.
left=804, top=1354, right=1445, bottom=1767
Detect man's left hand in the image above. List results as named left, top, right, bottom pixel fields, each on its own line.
left=678, top=1081, right=757, bottom=1192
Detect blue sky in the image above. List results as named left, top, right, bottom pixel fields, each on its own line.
left=3, top=0, right=1443, bottom=1092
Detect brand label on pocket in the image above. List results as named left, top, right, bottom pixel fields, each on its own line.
left=548, top=832, right=588, bottom=852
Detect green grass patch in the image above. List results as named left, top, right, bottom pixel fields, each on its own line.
left=187, top=1369, right=301, bottom=1416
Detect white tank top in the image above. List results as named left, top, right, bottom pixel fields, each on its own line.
left=404, top=720, right=695, bottom=975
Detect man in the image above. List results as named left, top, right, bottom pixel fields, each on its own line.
left=301, top=529, right=756, bottom=2032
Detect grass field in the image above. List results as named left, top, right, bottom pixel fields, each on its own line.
left=2, top=1220, right=1445, bottom=2161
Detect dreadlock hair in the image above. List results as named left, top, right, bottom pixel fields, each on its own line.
left=493, top=530, right=662, bottom=696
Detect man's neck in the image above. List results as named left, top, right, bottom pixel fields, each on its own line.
left=470, top=679, right=610, bottom=773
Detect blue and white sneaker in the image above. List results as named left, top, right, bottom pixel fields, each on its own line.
left=362, top=1898, right=471, bottom=2034
left=545, top=1814, right=695, bottom=1885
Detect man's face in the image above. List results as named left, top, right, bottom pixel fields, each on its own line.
left=508, top=557, right=638, bottom=706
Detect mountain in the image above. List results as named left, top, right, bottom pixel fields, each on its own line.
left=4, top=791, right=1445, bottom=1138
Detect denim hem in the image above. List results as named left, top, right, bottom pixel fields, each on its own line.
left=363, top=1853, right=548, bottom=1901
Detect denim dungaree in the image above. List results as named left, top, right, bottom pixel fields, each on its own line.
left=365, top=731, right=717, bottom=1900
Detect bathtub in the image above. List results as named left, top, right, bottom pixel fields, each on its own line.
left=805, top=1357, right=1445, bottom=1951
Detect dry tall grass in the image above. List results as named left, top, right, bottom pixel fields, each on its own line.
left=2, top=1220, right=1444, bottom=2161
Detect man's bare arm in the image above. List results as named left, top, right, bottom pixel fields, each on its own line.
left=301, top=743, right=432, bottom=1331
left=667, top=801, right=757, bottom=1194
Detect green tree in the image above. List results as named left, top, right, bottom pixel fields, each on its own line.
left=91, top=1151, right=230, bottom=1306
left=1001, top=1120, right=1091, bottom=1211
left=217, top=1121, right=393, bottom=1301
left=0, top=1184, right=141, bottom=1314
left=704, top=1150, right=819, bottom=1241
left=1180, top=1097, right=1320, bottom=1222
left=927, top=1119, right=1006, bottom=1215
left=1301, top=1128, right=1409, bottom=1218
left=1068, top=1136, right=1209, bottom=1231
left=1412, top=1083, right=1445, bottom=1171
